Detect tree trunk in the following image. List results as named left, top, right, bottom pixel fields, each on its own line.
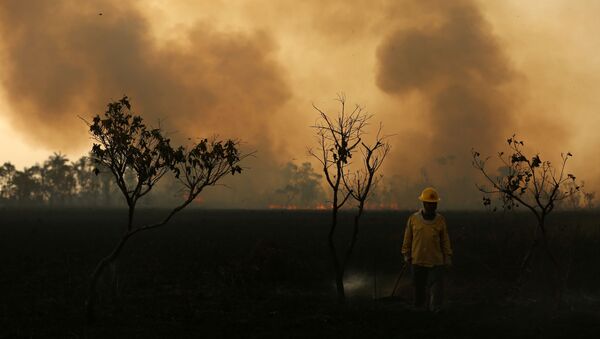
left=85, top=232, right=132, bottom=323
left=329, top=205, right=345, bottom=304
left=518, top=237, right=539, bottom=281
left=340, top=202, right=364, bottom=298
left=127, top=204, right=135, bottom=231
left=539, top=222, right=563, bottom=305
left=516, top=219, right=564, bottom=304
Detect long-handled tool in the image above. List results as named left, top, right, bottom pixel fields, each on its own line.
left=389, top=261, right=409, bottom=297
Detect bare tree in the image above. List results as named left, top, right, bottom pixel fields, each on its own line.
left=309, top=94, right=375, bottom=304
left=341, top=125, right=390, bottom=294
left=472, top=135, right=581, bottom=301
left=84, top=96, right=245, bottom=322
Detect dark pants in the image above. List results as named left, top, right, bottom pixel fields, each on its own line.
left=412, top=265, right=444, bottom=310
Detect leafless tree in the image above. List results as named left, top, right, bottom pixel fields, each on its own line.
left=84, top=96, right=245, bottom=322
left=472, top=135, right=581, bottom=302
left=309, top=94, right=381, bottom=304
left=341, top=125, right=390, bottom=295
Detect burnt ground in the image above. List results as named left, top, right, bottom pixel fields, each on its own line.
left=1, top=208, right=599, bottom=338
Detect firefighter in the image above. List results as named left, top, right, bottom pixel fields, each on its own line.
left=401, top=187, right=452, bottom=312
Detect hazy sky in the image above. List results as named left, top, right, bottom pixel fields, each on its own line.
left=0, top=0, right=599, bottom=206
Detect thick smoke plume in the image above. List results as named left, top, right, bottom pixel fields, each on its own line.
left=0, top=0, right=290, bottom=150
left=376, top=0, right=520, bottom=207
left=0, top=0, right=586, bottom=208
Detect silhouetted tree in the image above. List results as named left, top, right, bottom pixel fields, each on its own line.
left=0, top=162, right=16, bottom=203
left=72, top=156, right=100, bottom=204
left=341, top=125, right=389, bottom=293
left=72, top=155, right=121, bottom=205
left=84, top=96, right=245, bottom=322
left=0, top=154, right=128, bottom=206
left=472, top=135, right=581, bottom=302
left=583, top=190, right=595, bottom=209
left=43, top=152, right=76, bottom=204
left=12, top=165, right=44, bottom=204
left=309, top=94, right=372, bottom=304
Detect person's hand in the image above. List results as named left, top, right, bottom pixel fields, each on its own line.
left=444, top=256, right=452, bottom=267
left=404, top=255, right=412, bottom=264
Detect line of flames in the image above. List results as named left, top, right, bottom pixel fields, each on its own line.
left=267, top=202, right=400, bottom=210
left=186, top=193, right=400, bottom=210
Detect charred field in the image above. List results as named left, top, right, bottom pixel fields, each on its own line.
left=1, top=208, right=600, bottom=338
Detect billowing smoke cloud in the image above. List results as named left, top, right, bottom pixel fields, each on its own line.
left=0, top=0, right=588, bottom=208
left=375, top=0, right=521, bottom=207
left=0, top=0, right=290, bottom=150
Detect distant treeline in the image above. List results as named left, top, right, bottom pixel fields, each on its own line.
left=1, top=153, right=594, bottom=210
left=0, top=153, right=329, bottom=208
left=0, top=153, right=124, bottom=206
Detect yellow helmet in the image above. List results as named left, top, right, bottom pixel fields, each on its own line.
left=418, top=187, right=440, bottom=202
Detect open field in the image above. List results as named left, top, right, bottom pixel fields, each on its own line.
left=1, top=208, right=600, bottom=338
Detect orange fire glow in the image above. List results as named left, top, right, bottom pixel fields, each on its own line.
left=364, top=202, right=400, bottom=210
left=266, top=202, right=400, bottom=210
left=266, top=203, right=331, bottom=210
left=267, top=204, right=298, bottom=210
left=314, top=203, right=327, bottom=210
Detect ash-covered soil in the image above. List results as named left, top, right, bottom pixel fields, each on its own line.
left=1, top=208, right=599, bottom=338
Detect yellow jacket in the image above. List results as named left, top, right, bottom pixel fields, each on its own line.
left=402, top=210, right=452, bottom=267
